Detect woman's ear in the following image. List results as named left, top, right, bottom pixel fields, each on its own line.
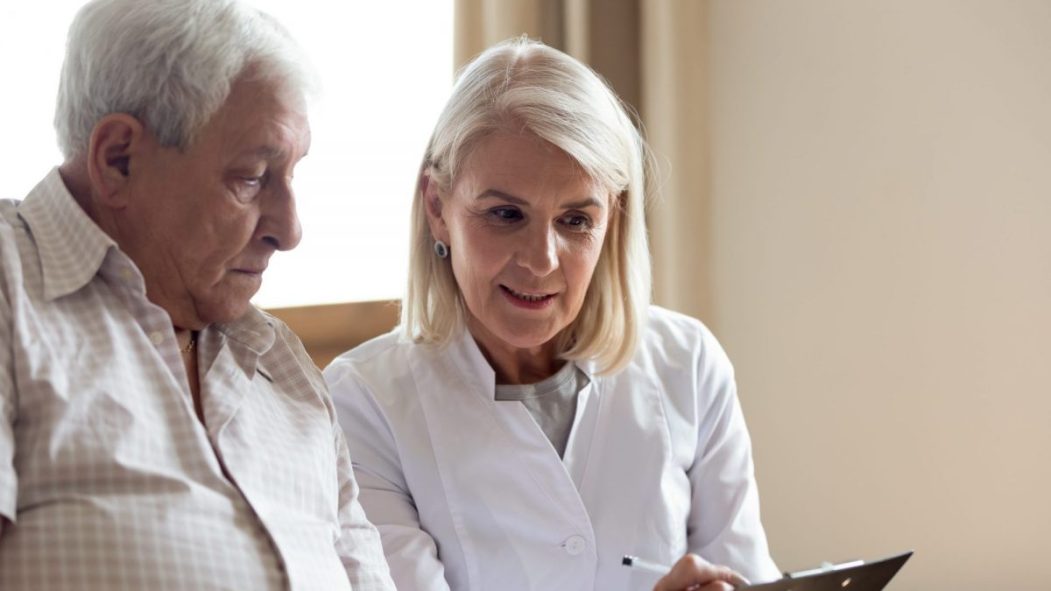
left=85, top=113, right=147, bottom=208
left=421, top=172, right=450, bottom=243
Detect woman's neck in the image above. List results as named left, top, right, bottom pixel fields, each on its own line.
left=466, top=320, right=564, bottom=385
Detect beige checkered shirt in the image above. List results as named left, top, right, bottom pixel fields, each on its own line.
left=0, top=169, right=395, bottom=590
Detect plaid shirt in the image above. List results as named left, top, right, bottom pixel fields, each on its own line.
left=0, top=169, right=394, bottom=590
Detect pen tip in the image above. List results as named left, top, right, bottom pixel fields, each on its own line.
left=622, top=556, right=634, bottom=566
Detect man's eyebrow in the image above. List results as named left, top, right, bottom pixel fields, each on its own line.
left=475, top=190, right=605, bottom=209
left=239, top=145, right=300, bottom=160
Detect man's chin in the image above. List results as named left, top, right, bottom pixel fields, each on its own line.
left=195, top=297, right=255, bottom=327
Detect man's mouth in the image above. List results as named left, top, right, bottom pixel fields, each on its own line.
left=233, top=261, right=269, bottom=275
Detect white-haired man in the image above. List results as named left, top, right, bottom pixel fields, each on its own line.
left=0, top=1, right=394, bottom=589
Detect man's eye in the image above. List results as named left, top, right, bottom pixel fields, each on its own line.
left=231, top=172, right=267, bottom=202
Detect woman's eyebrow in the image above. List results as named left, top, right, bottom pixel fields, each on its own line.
left=562, top=196, right=604, bottom=210
left=475, top=190, right=604, bottom=210
left=475, top=189, right=526, bottom=204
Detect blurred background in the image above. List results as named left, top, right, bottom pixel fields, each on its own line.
left=3, top=1, right=1048, bottom=589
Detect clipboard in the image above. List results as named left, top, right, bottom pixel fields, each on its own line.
left=738, top=551, right=912, bottom=591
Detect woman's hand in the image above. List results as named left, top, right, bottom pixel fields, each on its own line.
left=652, top=553, right=750, bottom=591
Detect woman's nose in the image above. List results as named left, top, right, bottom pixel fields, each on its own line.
left=515, top=223, right=559, bottom=276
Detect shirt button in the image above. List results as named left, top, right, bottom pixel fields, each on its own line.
left=563, top=535, right=586, bottom=556
left=149, top=331, right=164, bottom=345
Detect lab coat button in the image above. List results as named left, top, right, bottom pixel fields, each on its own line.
left=149, top=331, right=164, bottom=345
left=563, top=535, right=586, bottom=556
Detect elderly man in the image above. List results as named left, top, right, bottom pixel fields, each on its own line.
left=0, top=0, right=395, bottom=589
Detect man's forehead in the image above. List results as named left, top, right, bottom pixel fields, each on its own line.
left=209, top=88, right=310, bottom=160
left=237, top=141, right=308, bottom=161
left=249, top=116, right=309, bottom=152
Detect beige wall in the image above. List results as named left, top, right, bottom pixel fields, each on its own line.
left=701, top=1, right=1050, bottom=588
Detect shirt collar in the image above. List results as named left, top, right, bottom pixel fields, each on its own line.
left=215, top=305, right=277, bottom=378
left=18, top=167, right=117, bottom=302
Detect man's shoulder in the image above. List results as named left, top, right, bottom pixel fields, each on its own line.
left=0, top=199, right=24, bottom=225
left=0, top=199, right=33, bottom=305
left=0, top=199, right=28, bottom=251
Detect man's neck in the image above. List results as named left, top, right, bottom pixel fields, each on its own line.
left=58, top=161, right=94, bottom=214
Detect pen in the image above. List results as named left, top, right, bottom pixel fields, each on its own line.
left=622, top=555, right=672, bottom=576
left=623, top=555, right=752, bottom=588
left=787, top=559, right=865, bottom=579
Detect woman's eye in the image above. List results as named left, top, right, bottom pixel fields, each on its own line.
left=561, top=213, right=593, bottom=230
left=488, top=207, right=523, bottom=223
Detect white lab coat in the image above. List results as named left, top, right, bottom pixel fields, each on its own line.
left=325, top=306, right=779, bottom=591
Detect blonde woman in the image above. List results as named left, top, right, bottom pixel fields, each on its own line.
left=326, top=38, right=779, bottom=591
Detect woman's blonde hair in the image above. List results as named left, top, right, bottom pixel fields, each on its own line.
left=403, top=37, right=653, bottom=374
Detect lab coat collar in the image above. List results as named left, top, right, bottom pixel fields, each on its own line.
left=447, top=327, right=601, bottom=399
left=445, top=326, right=498, bottom=400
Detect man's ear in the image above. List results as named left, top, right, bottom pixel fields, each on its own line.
left=420, top=172, right=450, bottom=243
left=85, top=113, right=147, bottom=208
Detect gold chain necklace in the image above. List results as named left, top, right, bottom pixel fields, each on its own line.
left=180, top=331, right=198, bottom=354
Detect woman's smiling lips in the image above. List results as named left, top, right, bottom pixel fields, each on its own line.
left=500, top=285, right=557, bottom=310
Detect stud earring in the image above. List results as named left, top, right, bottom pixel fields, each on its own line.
left=433, top=240, right=449, bottom=259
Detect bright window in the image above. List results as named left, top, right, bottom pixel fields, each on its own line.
left=0, top=1, right=453, bottom=308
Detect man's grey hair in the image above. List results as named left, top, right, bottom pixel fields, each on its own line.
left=55, top=0, right=316, bottom=161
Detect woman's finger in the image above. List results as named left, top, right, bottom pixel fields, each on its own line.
left=653, top=554, right=750, bottom=591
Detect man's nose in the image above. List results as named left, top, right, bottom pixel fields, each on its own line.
left=261, top=181, right=302, bottom=251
